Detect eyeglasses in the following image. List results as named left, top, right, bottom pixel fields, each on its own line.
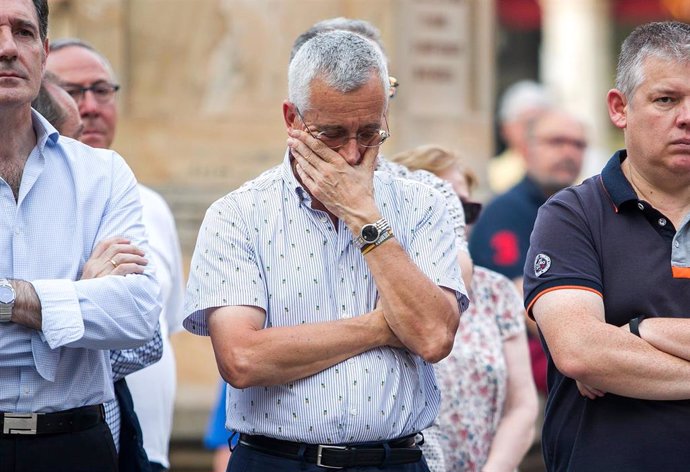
left=460, top=198, right=482, bottom=225
left=295, top=107, right=390, bottom=150
left=61, top=81, right=120, bottom=104
left=536, top=135, right=587, bottom=151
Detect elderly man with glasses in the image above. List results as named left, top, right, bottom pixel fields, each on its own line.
left=46, top=39, right=186, bottom=472
left=184, top=30, right=467, bottom=472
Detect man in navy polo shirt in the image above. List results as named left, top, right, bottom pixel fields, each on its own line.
left=470, top=108, right=586, bottom=395
left=524, top=21, right=690, bottom=471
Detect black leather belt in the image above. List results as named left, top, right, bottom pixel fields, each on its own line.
left=0, top=404, right=105, bottom=436
left=239, top=433, right=422, bottom=469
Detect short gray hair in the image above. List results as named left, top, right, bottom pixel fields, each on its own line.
left=615, top=21, right=690, bottom=99
left=288, top=30, right=389, bottom=112
left=290, top=17, right=384, bottom=62
left=49, top=38, right=119, bottom=82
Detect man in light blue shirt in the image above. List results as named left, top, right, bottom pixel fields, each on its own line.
left=185, top=30, right=466, bottom=472
left=0, top=1, right=161, bottom=470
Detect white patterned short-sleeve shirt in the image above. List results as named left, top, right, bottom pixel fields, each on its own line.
left=184, top=151, right=467, bottom=444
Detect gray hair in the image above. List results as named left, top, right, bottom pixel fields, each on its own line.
left=498, top=80, right=553, bottom=124
left=49, top=38, right=119, bottom=82
left=615, top=21, right=690, bottom=99
left=290, top=17, right=384, bottom=62
left=288, top=30, right=389, bottom=112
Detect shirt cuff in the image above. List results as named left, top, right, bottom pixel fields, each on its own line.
left=32, top=279, right=84, bottom=349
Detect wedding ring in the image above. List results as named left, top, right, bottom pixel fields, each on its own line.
left=110, top=258, right=118, bottom=268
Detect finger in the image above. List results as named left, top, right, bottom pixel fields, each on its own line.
left=91, top=237, right=130, bottom=258
left=361, top=145, right=380, bottom=172
left=112, top=254, right=149, bottom=267
left=105, top=243, right=145, bottom=260
left=294, top=163, right=316, bottom=190
left=112, top=263, right=146, bottom=276
left=288, top=129, right=339, bottom=165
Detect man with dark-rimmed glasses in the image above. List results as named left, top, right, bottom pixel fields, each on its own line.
left=184, top=30, right=467, bottom=472
left=47, top=38, right=186, bottom=472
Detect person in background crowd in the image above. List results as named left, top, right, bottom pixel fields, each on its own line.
left=393, top=145, right=538, bottom=472
left=31, top=71, right=83, bottom=139
left=47, top=38, right=185, bottom=472
left=184, top=30, right=466, bottom=472
left=470, top=107, right=587, bottom=396
left=524, top=21, right=690, bottom=470
left=0, top=1, right=160, bottom=470
left=488, top=80, right=554, bottom=194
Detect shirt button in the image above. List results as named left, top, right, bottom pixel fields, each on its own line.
left=348, top=359, right=355, bottom=365
left=637, top=203, right=644, bottom=211
left=350, top=408, right=357, bottom=416
left=658, top=218, right=667, bottom=226
left=675, top=241, right=681, bottom=248
left=14, top=227, right=20, bottom=235
left=23, top=387, right=30, bottom=395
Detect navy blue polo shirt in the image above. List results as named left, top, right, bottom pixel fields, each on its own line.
left=524, top=150, right=690, bottom=471
left=470, top=176, right=546, bottom=280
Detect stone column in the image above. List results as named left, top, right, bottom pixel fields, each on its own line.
left=539, top=0, right=612, bottom=176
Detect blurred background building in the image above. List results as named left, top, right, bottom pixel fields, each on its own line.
left=45, top=0, right=690, bottom=469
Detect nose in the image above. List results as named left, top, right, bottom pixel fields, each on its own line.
left=78, top=90, right=101, bottom=118
left=677, top=98, right=690, bottom=128
left=338, top=137, right=362, bottom=165
left=0, top=28, right=18, bottom=62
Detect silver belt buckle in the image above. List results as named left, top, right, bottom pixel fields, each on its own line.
left=3, top=413, right=38, bottom=435
left=316, top=444, right=347, bottom=469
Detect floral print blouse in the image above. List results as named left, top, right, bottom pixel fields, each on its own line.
left=422, top=266, right=525, bottom=471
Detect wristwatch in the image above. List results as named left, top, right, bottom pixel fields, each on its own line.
left=354, top=218, right=392, bottom=249
left=0, top=278, right=15, bottom=322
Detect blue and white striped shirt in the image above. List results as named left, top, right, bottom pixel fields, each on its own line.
left=185, top=151, right=467, bottom=444
left=0, top=111, right=161, bottom=413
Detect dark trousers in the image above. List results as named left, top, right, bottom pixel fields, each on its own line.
left=115, top=378, right=152, bottom=472
left=227, top=442, right=431, bottom=472
left=0, top=421, right=117, bottom=472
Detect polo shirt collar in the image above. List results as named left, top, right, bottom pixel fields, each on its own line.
left=601, top=149, right=638, bottom=212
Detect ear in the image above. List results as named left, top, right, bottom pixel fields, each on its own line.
left=283, top=101, right=298, bottom=131
left=607, top=89, right=628, bottom=130
left=41, top=37, right=49, bottom=69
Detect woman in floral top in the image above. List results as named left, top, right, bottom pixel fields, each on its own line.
left=392, top=145, right=538, bottom=472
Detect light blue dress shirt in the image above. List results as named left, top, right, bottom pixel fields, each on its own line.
left=0, top=111, right=161, bottom=413
left=185, top=151, right=467, bottom=444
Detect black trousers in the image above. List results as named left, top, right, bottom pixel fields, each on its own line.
left=0, top=421, right=117, bottom=472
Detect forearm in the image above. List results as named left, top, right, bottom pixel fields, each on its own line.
left=364, top=240, right=459, bottom=362
left=483, top=405, right=536, bottom=472
left=211, top=309, right=397, bottom=388
left=536, top=290, right=690, bottom=400
left=33, top=274, right=161, bottom=351
left=638, top=317, right=690, bottom=361
left=8, top=279, right=42, bottom=330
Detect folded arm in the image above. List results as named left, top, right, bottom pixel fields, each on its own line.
left=208, top=304, right=402, bottom=389
left=534, top=288, right=690, bottom=400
